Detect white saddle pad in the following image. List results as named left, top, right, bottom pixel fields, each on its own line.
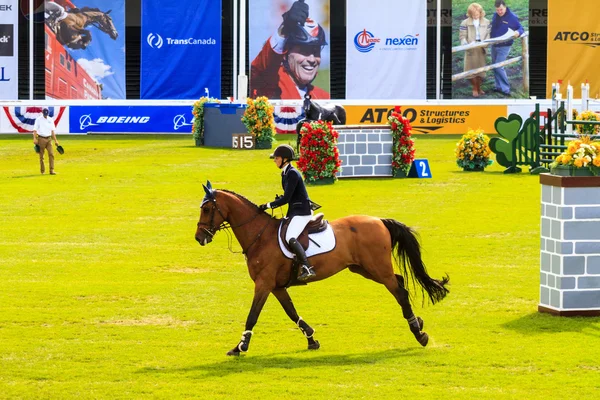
left=278, top=221, right=337, bottom=259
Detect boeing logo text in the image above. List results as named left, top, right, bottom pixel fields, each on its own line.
left=79, top=114, right=151, bottom=131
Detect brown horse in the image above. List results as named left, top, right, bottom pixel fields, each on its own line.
left=52, top=8, right=118, bottom=49
left=195, top=182, right=449, bottom=356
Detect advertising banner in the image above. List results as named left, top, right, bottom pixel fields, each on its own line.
left=452, top=0, right=529, bottom=100
left=346, top=0, right=426, bottom=100
left=141, top=0, right=221, bottom=100
left=344, top=104, right=507, bottom=134
left=547, top=0, right=600, bottom=99
left=0, top=106, right=69, bottom=134
left=0, top=0, right=18, bottom=99
left=44, top=0, right=126, bottom=99
left=69, top=105, right=195, bottom=134
left=249, top=0, right=330, bottom=100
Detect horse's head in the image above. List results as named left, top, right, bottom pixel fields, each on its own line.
left=92, top=9, right=118, bottom=40
left=195, top=181, right=227, bottom=246
left=303, top=94, right=313, bottom=117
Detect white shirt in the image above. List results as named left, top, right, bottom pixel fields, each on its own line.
left=473, top=19, right=481, bottom=41
left=34, top=116, right=56, bottom=138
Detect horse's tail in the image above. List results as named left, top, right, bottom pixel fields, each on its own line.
left=381, top=218, right=449, bottom=305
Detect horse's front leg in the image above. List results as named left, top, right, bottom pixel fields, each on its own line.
left=272, top=288, right=320, bottom=350
left=226, top=282, right=272, bottom=356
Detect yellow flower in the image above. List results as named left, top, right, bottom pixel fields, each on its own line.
left=574, top=158, right=584, bottom=167
left=562, top=154, right=572, bottom=164
left=594, top=157, right=600, bottom=167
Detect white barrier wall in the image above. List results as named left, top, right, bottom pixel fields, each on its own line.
left=337, top=125, right=394, bottom=178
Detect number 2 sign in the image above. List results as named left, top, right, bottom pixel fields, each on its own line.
left=408, top=159, right=432, bottom=178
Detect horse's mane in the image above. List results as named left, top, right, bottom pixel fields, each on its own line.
left=219, top=189, right=261, bottom=212
left=70, top=7, right=102, bottom=13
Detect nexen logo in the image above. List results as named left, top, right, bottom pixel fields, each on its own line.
left=385, top=35, right=419, bottom=46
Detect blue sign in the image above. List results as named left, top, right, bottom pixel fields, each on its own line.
left=408, top=159, right=432, bottom=178
left=141, top=0, right=221, bottom=99
left=69, top=106, right=195, bottom=134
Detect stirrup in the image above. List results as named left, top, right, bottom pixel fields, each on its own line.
left=297, top=265, right=316, bottom=282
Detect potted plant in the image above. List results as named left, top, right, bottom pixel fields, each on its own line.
left=296, top=120, right=342, bottom=185
left=192, top=96, right=219, bottom=146
left=241, top=96, right=275, bottom=149
left=551, top=135, right=600, bottom=176
left=455, top=128, right=493, bottom=171
left=574, top=110, right=600, bottom=136
left=388, top=106, right=415, bottom=178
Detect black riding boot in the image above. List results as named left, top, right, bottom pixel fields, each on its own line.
left=288, top=238, right=316, bottom=281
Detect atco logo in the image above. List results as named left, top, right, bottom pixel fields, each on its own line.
left=553, top=31, right=600, bottom=47
left=354, top=29, right=379, bottom=53
left=147, top=33, right=163, bottom=49
left=79, top=114, right=150, bottom=131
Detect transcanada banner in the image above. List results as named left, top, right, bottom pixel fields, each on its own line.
left=346, top=0, right=426, bottom=99
left=0, top=0, right=17, bottom=99
left=141, top=0, right=221, bottom=99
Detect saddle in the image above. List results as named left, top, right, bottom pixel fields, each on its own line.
left=279, top=213, right=328, bottom=252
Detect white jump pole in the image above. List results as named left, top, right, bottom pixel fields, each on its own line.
left=237, top=0, right=248, bottom=100
left=233, top=0, right=238, bottom=100
left=566, top=83, right=573, bottom=134
left=436, top=0, right=441, bottom=100
left=29, top=0, right=34, bottom=100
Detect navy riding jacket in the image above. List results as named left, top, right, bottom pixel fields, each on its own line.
left=270, top=164, right=311, bottom=217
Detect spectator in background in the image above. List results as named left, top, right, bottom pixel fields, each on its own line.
left=490, top=0, right=524, bottom=96
left=459, top=3, right=491, bottom=97
left=33, top=108, right=60, bottom=175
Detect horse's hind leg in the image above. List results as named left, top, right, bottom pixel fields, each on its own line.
left=272, top=288, right=320, bottom=350
left=386, top=274, right=428, bottom=347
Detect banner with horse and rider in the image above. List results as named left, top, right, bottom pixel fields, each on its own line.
left=44, top=0, right=125, bottom=99
left=0, top=0, right=18, bottom=99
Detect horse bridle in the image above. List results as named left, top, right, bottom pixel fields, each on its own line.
left=197, top=197, right=267, bottom=254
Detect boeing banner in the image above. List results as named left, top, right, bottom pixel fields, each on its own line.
left=69, top=106, right=195, bottom=134
left=141, top=0, right=221, bottom=99
left=0, top=0, right=18, bottom=99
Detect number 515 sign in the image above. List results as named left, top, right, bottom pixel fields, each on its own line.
left=232, top=134, right=255, bottom=149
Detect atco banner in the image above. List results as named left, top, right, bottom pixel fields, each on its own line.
left=547, top=0, right=600, bottom=99
left=346, top=0, right=426, bottom=99
left=69, top=105, right=195, bottom=134
left=44, top=0, right=126, bottom=99
left=250, top=0, right=330, bottom=100
left=0, top=0, right=18, bottom=99
left=345, top=104, right=507, bottom=134
left=141, top=0, right=221, bottom=99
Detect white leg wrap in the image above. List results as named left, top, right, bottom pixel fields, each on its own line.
left=296, top=316, right=314, bottom=338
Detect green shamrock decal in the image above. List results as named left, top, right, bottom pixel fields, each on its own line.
left=489, top=114, right=523, bottom=168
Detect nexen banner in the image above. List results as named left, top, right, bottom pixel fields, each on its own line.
left=141, top=0, right=221, bottom=99
left=0, top=0, right=18, bottom=100
left=346, top=0, right=426, bottom=99
left=69, top=106, right=195, bottom=134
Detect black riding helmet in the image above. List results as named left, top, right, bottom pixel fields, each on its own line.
left=271, top=144, right=295, bottom=163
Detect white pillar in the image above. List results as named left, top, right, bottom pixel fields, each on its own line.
left=237, top=0, right=248, bottom=100
left=436, top=0, right=441, bottom=100
left=233, top=0, right=238, bottom=100
left=29, top=0, right=34, bottom=100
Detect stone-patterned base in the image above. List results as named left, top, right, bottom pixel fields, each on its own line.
left=337, top=125, right=393, bottom=178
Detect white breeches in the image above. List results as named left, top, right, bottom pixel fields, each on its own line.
left=286, top=215, right=313, bottom=243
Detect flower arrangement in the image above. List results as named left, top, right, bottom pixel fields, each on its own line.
left=388, top=106, right=415, bottom=176
left=296, top=120, right=342, bottom=183
left=192, top=96, right=219, bottom=144
left=551, top=135, right=600, bottom=175
left=241, top=96, right=275, bottom=147
left=455, top=128, right=493, bottom=171
left=573, top=110, right=600, bottom=136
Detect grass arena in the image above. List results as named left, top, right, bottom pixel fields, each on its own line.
left=2, top=133, right=600, bottom=399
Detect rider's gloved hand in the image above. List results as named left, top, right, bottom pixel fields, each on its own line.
left=258, top=204, right=269, bottom=211
left=282, top=0, right=309, bottom=29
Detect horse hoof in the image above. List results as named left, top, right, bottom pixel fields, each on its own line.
left=226, top=348, right=241, bottom=356
left=417, top=316, right=424, bottom=331
left=417, top=332, right=429, bottom=347
left=308, top=340, right=320, bottom=350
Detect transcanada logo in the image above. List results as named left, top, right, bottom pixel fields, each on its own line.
left=79, top=114, right=150, bottom=130
left=147, top=33, right=216, bottom=48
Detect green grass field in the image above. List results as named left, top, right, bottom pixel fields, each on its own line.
left=1, top=134, right=599, bottom=399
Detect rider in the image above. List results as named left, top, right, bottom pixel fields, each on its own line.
left=45, top=1, right=69, bottom=25
left=258, top=144, right=316, bottom=281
